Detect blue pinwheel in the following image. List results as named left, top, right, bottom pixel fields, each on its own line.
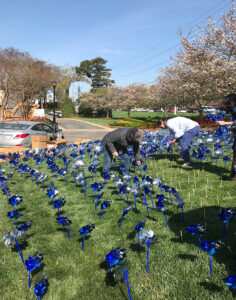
left=8, top=194, right=22, bottom=208
left=119, top=184, right=130, bottom=205
left=8, top=210, right=23, bottom=228
left=57, top=217, right=72, bottom=238
left=2, top=228, right=25, bottom=263
left=58, top=168, right=68, bottom=183
left=139, top=230, right=155, bottom=273
left=156, top=200, right=168, bottom=228
left=91, top=182, right=103, bottom=204
left=25, top=253, right=43, bottom=288
left=187, top=224, right=205, bottom=243
left=100, top=200, right=112, bottom=220
left=79, top=224, right=95, bottom=251
left=47, top=187, right=59, bottom=206
left=34, top=273, right=48, bottom=300
left=30, top=169, right=40, bottom=183
left=53, top=197, right=66, bottom=217
left=219, top=207, right=234, bottom=242
left=105, top=247, right=126, bottom=273
left=199, top=240, right=221, bottom=276
left=162, top=185, right=173, bottom=204
left=224, top=275, right=236, bottom=290
left=119, top=206, right=132, bottom=230
left=37, top=174, right=48, bottom=191
left=153, top=177, right=162, bottom=193
left=135, top=219, right=146, bottom=250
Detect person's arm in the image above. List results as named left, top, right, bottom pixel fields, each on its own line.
left=133, top=142, right=141, bottom=164
left=215, top=120, right=233, bottom=126
left=103, top=132, right=118, bottom=155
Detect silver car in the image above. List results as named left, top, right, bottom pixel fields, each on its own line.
left=0, top=121, right=64, bottom=148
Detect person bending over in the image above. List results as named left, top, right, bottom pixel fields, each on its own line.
left=158, top=117, right=200, bottom=166
left=102, top=127, right=144, bottom=174
left=215, top=93, right=236, bottom=181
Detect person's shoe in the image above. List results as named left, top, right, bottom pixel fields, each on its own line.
left=181, top=162, right=190, bottom=167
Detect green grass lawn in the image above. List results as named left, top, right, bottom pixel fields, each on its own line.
left=0, top=150, right=235, bottom=300
left=76, top=111, right=200, bottom=127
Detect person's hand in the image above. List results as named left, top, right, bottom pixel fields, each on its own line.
left=169, top=139, right=176, bottom=145
left=112, top=152, right=119, bottom=157
left=136, top=161, right=141, bottom=165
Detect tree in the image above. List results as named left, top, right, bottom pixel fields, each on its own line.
left=155, top=4, right=236, bottom=114
left=0, top=47, right=62, bottom=120
left=75, top=57, right=114, bottom=90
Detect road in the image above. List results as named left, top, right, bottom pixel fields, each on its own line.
left=56, top=118, right=112, bottom=144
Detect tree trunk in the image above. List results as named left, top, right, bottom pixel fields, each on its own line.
left=106, top=108, right=109, bottom=118
left=128, top=109, right=131, bottom=117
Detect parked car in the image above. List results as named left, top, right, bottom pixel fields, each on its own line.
left=48, top=111, right=62, bottom=118
left=202, top=106, right=216, bottom=113
left=177, top=109, right=187, bottom=113
left=0, top=121, right=64, bottom=148
left=168, top=108, right=175, bottom=113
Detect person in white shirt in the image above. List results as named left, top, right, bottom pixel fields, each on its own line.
left=159, top=117, right=200, bottom=166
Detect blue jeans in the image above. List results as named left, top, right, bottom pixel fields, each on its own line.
left=103, top=145, right=130, bottom=174
left=179, top=126, right=200, bottom=163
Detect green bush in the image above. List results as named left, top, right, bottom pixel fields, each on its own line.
left=79, top=102, right=107, bottom=117
left=62, top=97, right=75, bottom=117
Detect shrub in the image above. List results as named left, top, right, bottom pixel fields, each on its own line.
left=62, top=97, right=75, bottom=117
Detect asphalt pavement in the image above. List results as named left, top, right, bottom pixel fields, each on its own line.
left=56, top=118, right=113, bottom=144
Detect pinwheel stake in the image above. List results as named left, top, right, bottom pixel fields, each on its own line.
left=199, top=241, right=220, bottom=276
left=95, top=190, right=104, bottom=212
left=34, top=273, right=48, bottom=300
left=79, top=224, right=95, bottom=251
left=156, top=200, right=167, bottom=228
left=119, top=206, right=132, bottom=230
left=224, top=275, right=236, bottom=290
left=219, top=208, right=234, bottom=242
left=174, top=198, right=185, bottom=225
left=122, top=269, right=132, bottom=300
left=57, top=217, right=72, bottom=238
left=130, top=187, right=138, bottom=210
left=3, top=229, right=25, bottom=264
left=187, top=224, right=205, bottom=243
left=139, top=230, right=155, bottom=273
left=25, top=253, right=43, bottom=288
left=135, top=219, right=146, bottom=250
left=100, top=200, right=111, bottom=220
left=144, top=186, right=154, bottom=208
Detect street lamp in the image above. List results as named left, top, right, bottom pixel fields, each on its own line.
left=52, top=81, right=57, bottom=139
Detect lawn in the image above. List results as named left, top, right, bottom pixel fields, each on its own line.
left=76, top=111, right=200, bottom=127
left=0, top=139, right=235, bottom=300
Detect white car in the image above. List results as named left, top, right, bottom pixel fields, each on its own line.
left=202, top=106, right=216, bottom=113
left=0, top=121, right=64, bottom=148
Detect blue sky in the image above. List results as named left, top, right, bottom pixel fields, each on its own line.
left=0, top=0, right=232, bottom=89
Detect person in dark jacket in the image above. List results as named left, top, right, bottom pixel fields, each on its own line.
left=215, top=93, right=236, bottom=180
left=102, top=127, right=144, bottom=174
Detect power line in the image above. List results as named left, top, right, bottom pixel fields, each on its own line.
left=112, top=0, right=232, bottom=78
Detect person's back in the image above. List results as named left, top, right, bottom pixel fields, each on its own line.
left=167, top=117, right=199, bottom=138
